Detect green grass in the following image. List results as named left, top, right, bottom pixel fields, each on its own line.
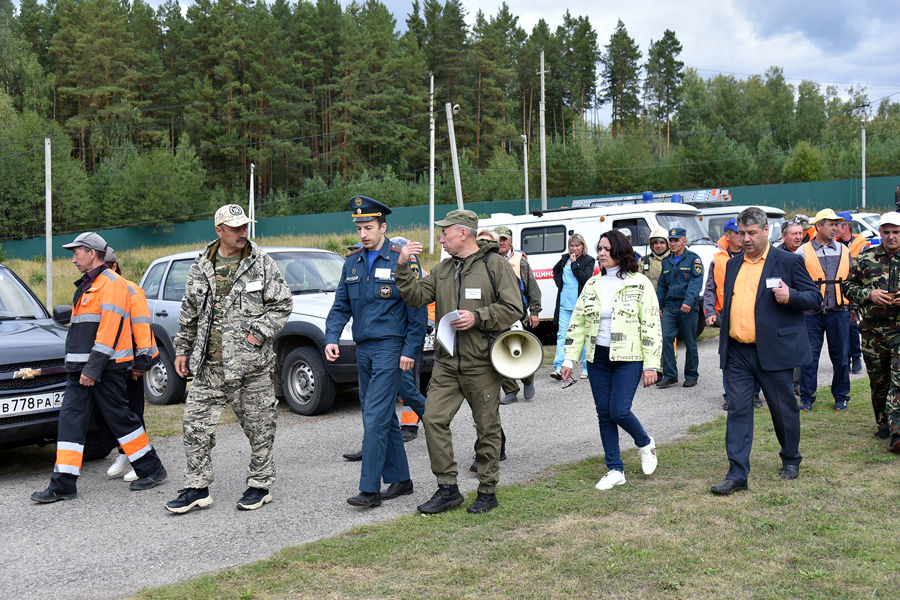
left=130, top=376, right=899, bottom=600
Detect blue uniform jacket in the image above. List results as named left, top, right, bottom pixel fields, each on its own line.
left=325, top=241, right=426, bottom=360
left=657, top=248, right=704, bottom=310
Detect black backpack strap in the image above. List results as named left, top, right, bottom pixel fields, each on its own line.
left=483, top=254, right=500, bottom=302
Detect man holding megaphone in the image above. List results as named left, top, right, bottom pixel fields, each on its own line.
left=396, top=210, right=523, bottom=515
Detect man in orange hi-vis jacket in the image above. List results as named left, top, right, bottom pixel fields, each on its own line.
left=31, top=232, right=167, bottom=503
left=91, top=247, right=162, bottom=482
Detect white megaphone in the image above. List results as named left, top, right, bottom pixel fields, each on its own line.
left=490, top=321, right=544, bottom=380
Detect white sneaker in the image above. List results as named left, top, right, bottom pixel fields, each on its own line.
left=639, top=437, right=658, bottom=475
left=595, top=470, right=626, bottom=490
left=107, top=454, right=130, bottom=477
left=123, top=469, right=138, bottom=482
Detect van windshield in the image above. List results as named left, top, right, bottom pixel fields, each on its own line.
left=655, top=213, right=713, bottom=245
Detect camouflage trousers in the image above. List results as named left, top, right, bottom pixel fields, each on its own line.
left=860, top=330, right=900, bottom=434
left=182, top=361, right=277, bottom=490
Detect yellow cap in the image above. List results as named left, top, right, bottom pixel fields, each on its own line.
left=813, top=208, right=843, bottom=223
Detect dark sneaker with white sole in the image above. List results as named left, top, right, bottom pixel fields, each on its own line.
left=237, top=487, right=273, bottom=510
left=166, top=488, right=212, bottom=514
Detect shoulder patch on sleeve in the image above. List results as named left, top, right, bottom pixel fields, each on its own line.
left=693, top=262, right=703, bottom=276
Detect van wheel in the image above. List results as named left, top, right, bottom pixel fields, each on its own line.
left=281, top=347, right=336, bottom=416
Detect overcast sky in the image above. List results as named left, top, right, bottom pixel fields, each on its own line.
left=13, top=0, right=900, bottom=121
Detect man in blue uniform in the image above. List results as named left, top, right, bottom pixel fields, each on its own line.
left=325, top=196, right=427, bottom=508
left=656, top=227, right=704, bottom=388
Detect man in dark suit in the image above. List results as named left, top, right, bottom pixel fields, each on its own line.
left=712, top=207, right=821, bottom=495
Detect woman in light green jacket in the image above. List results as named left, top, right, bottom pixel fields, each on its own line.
left=561, top=231, right=663, bottom=491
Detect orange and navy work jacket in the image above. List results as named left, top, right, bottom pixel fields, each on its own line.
left=122, top=276, right=159, bottom=372
left=65, top=264, right=134, bottom=380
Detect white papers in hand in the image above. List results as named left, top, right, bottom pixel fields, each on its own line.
left=437, top=310, right=463, bottom=356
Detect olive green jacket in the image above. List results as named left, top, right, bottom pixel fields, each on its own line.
left=564, top=271, right=662, bottom=370
left=395, top=240, right=523, bottom=373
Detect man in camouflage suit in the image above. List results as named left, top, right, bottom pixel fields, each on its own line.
left=166, top=204, right=292, bottom=513
left=843, top=212, right=900, bottom=452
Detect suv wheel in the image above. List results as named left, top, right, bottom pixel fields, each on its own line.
left=281, top=346, right=336, bottom=416
left=144, top=345, right=187, bottom=405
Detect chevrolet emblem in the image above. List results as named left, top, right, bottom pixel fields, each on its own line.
left=14, top=367, right=41, bottom=379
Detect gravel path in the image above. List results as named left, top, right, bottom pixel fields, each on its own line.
left=0, top=336, right=863, bottom=600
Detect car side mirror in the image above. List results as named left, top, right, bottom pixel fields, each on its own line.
left=53, top=305, right=72, bottom=325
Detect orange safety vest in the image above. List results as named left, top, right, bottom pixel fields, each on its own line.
left=847, top=234, right=869, bottom=258
left=507, top=249, right=525, bottom=280
left=801, top=242, right=850, bottom=305
left=712, top=249, right=729, bottom=314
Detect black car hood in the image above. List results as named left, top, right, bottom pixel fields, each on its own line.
left=0, top=320, right=67, bottom=364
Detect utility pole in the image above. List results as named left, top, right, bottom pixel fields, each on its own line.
left=521, top=134, right=529, bottom=214
left=45, top=138, right=52, bottom=310
left=445, top=103, right=464, bottom=210
left=249, top=163, right=256, bottom=238
left=861, top=119, right=866, bottom=209
left=539, top=48, right=547, bottom=211
left=429, top=73, right=435, bottom=253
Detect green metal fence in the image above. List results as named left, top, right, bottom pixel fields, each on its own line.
left=5, top=177, right=898, bottom=259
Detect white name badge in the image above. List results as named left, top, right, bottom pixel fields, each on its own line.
left=765, top=278, right=782, bottom=289
left=246, top=280, right=263, bottom=292
left=465, top=288, right=481, bottom=300
left=374, top=268, right=392, bottom=280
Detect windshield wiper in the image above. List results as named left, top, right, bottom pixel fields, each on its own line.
left=0, top=315, right=36, bottom=320
left=688, top=237, right=714, bottom=245
left=292, top=288, right=324, bottom=295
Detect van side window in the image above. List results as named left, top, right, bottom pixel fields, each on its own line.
left=521, top=225, right=566, bottom=254
left=612, top=218, right=650, bottom=246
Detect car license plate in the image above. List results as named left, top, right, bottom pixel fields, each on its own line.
left=1, top=391, right=64, bottom=417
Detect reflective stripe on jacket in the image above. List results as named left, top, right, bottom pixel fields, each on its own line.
left=122, top=277, right=160, bottom=372
left=66, top=266, right=133, bottom=379
left=801, top=242, right=850, bottom=306
left=563, top=272, right=662, bottom=370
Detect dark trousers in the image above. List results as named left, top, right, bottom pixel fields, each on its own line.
left=800, top=311, right=851, bottom=405
left=849, top=318, right=862, bottom=359
left=724, top=341, right=801, bottom=484
left=50, top=371, right=163, bottom=494
left=357, top=340, right=409, bottom=493
left=661, top=307, right=699, bottom=382
left=586, top=346, right=650, bottom=472
left=92, top=373, right=146, bottom=457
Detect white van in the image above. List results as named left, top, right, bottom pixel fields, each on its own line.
left=477, top=201, right=716, bottom=324
left=696, top=205, right=786, bottom=244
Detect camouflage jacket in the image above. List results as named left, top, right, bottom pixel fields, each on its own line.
left=563, top=271, right=662, bottom=370
left=842, top=244, right=900, bottom=342
left=174, top=240, right=292, bottom=380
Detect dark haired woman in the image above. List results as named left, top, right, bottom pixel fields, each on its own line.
left=561, top=230, right=662, bottom=490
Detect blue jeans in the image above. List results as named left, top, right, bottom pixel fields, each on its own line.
left=356, top=339, right=409, bottom=493
left=553, top=306, right=585, bottom=371
left=586, top=346, right=650, bottom=472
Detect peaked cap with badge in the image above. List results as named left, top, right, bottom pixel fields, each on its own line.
left=350, top=196, right=392, bottom=223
